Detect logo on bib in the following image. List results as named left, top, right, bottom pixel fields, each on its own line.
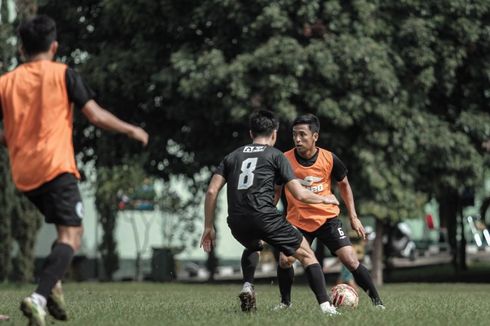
left=299, top=176, right=324, bottom=193
left=75, top=202, right=84, bottom=219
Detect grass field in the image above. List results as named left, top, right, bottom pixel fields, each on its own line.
left=1, top=282, right=490, bottom=325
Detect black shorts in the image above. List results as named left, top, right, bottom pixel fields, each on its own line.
left=300, top=217, right=351, bottom=256
left=227, top=213, right=303, bottom=256
left=24, top=173, right=84, bottom=227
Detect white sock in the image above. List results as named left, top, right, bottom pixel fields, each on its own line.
left=31, top=293, right=47, bottom=309
left=242, top=282, right=253, bottom=292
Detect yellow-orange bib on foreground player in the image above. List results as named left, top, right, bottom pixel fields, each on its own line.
left=0, top=60, right=80, bottom=191
left=284, top=148, right=339, bottom=232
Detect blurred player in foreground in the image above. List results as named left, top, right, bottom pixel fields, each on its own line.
left=0, top=15, right=148, bottom=326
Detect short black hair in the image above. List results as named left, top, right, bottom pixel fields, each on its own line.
left=292, top=114, right=320, bottom=133
left=249, top=110, right=279, bottom=137
left=18, top=15, right=57, bottom=56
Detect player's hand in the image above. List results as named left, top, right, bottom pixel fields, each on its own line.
left=350, top=217, right=366, bottom=239
left=322, top=194, right=339, bottom=205
left=200, top=227, right=216, bottom=253
left=128, top=126, right=149, bottom=146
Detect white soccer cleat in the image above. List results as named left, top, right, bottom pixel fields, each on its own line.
left=20, top=296, right=47, bottom=326
left=372, top=297, right=386, bottom=310
left=272, top=302, right=292, bottom=311
left=320, top=301, right=340, bottom=315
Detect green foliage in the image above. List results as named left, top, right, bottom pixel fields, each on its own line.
left=0, top=0, right=43, bottom=283
left=34, top=0, right=489, bottom=270
left=95, top=163, right=149, bottom=280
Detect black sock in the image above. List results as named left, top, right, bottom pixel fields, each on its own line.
left=241, top=249, right=259, bottom=284
left=305, top=263, right=329, bottom=304
left=35, top=243, right=74, bottom=298
left=277, top=265, right=294, bottom=304
left=351, top=264, right=381, bottom=302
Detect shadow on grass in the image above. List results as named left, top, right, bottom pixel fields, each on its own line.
left=383, top=262, right=490, bottom=283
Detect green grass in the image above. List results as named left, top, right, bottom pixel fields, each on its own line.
left=1, top=282, right=490, bottom=325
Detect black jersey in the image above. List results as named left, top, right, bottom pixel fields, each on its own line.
left=215, top=143, right=296, bottom=217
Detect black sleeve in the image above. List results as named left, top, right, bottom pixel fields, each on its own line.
left=332, top=153, right=348, bottom=182
left=0, top=102, right=2, bottom=121
left=214, top=157, right=227, bottom=179
left=65, top=68, right=96, bottom=110
left=276, top=153, right=296, bottom=184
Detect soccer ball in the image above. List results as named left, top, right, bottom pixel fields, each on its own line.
left=331, top=284, right=359, bottom=308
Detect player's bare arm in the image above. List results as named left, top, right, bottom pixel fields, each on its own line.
left=81, top=100, right=149, bottom=146
left=337, top=176, right=366, bottom=239
left=286, top=179, right=339, bottom=205
left=201, top=173, right=226, bottom=252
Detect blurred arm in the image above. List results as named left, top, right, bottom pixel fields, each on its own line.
left=81, top=100, right=148, bottom=146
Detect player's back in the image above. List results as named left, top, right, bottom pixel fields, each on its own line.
left=0, top=60, right=79, bottom=191
left=218, top=144, right=294, bottom=218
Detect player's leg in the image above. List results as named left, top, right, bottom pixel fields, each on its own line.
left=262, top=216, right=337, bottom=314
left=335, top=246, right=384, bottom=308
left=21, top=174, right=84, bottom=325
left=274, top=230, right=313, bottom=309
left=337, top=263, right=357, bottom=291
left=320, top=217, right=384, bottom=308
left=241, top=248, right=260, bottom=286
left=273, top=250, right=295, bottom=309
left=238, top=247, right=261, bottom=312
left=292, top=238, right=338, bottom=315
left=228, top=216, right=261, bottom=312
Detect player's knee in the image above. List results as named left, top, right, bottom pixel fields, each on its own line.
left=342, top=254, right=359, bottom=270
left=58, top=226, right=83, bottom=252
left=279, top=257, right=294, bottom=269
left=295, top=249, right=317, bottom=266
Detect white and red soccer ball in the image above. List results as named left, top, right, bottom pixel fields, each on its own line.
left=331, top=284, right=359, bottom=308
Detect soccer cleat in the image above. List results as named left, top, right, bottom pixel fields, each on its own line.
left=47, top=281, right=68, bottom=320
left=372, top=297, right=386, bottom=310
left=272, top=302, right=292, bottom=311
left=320, top=301, right=340, bottom=315
left=238, top=285, right=256, bottom=312
left=20, top=297, right=47, bottom=326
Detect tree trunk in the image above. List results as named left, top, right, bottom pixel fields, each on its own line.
left=438, top=190, right=459, bottom=269
left=371, top=218, right=384, bottom=286
left=458, top=206, right=467, bottom=271
left=97, top=203, right=119, bottom=281
left=0, top=150, right=13, bottom=281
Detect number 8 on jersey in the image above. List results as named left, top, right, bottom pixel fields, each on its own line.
left=237, top=157, right=258, bottom=190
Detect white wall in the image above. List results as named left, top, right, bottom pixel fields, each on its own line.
left=34, top=182, right=244, bottom=261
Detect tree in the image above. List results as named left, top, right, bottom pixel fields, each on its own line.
left=37, top=0, right=489, bottom=284
left=0, top=0, right=42, bottom=283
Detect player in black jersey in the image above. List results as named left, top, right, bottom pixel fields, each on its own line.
left=200, top=110, right=340, bottom=315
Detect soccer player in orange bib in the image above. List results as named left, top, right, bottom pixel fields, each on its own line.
left=0, top=15, right=148, bottom=326
left=274, top=114, right=384, bottom=309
